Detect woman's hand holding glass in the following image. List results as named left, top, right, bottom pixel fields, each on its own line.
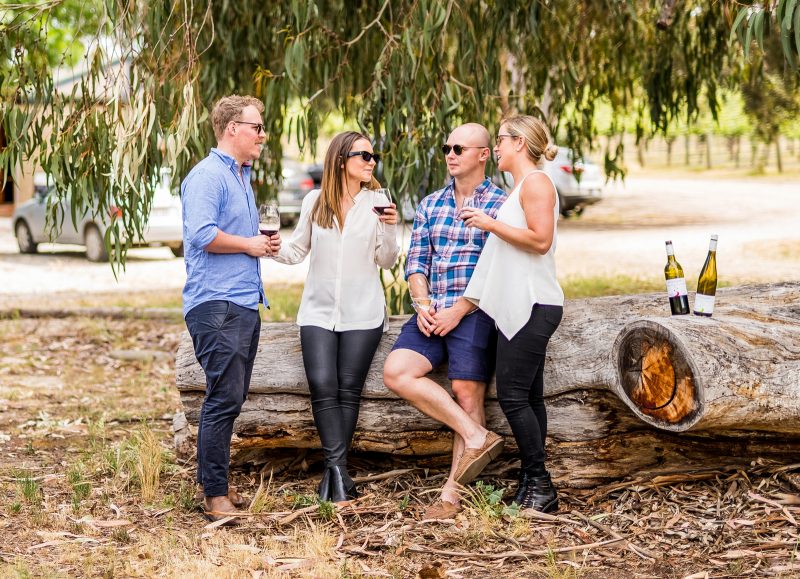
left=460, top=206, right=494, bottom=232
left=372, top=188, right=398, bottom=228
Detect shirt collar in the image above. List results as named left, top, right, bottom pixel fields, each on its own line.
left=445, top=177, right=493, bottom=200
left=211, top=148, right=252, bottom=175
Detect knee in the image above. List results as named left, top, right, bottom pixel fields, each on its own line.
left=451, top=381, right=484, bottom=413
left=382, top=359, right=406, bottom=394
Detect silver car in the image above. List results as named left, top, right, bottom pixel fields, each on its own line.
left=13, top=169, right=184, bottom=261
left=543, top=148, right=604, bottom=216
left=276, top=159, right=322, bottom=226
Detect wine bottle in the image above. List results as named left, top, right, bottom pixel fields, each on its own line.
left=694, top=235, right=718, bottom=317
left=664, top=241, right=689, bottom=315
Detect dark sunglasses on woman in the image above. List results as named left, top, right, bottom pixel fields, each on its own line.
left=346, top=151, right=381, bottom=163
left=441, top=144, right=488, bottom=156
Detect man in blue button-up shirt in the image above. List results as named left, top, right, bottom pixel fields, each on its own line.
left=181, top=94, right=281, bottom=523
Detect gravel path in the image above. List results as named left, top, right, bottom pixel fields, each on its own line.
left=0, top=175, right=797, bottom=303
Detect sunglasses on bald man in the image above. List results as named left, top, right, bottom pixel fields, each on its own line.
left=441, top=144, right=489, bottom=156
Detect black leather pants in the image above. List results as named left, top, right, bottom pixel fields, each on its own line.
left=300, top=324, right=383, bottom=467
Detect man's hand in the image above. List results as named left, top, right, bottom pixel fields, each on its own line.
left=267, top=233, right=281, bottom=256
left=415, top=305, right=437, bottom=337
left=243, top=234, right=271, bottom=257
left=432, top=299, right=475, bottom=336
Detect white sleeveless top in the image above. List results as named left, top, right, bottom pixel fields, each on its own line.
left=463, top=170, right=564, bottom=340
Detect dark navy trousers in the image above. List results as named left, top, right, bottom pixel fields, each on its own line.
left=185, top=300, right=260, bottom=497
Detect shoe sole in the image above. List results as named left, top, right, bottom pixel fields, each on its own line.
left=202, top=512, right=240, bottom=526
left=539, top=498, right=559, bottom=513
left=454, top=436, right=505, bottom=486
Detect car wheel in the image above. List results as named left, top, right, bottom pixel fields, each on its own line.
left=84, top=224, right=109, bottom=262
left=169, top=242, right=184, bottom=258
left=15, top=220, right=38, bottom=254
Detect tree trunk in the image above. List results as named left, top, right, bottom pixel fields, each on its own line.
left=175, top=283, right=800, bottom=486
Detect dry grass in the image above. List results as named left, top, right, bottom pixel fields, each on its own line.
left=1, top=314, right=799, bottom=578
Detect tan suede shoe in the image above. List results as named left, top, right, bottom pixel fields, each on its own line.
left=452, top=432, right=504, bottom=485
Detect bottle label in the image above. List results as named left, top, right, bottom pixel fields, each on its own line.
left=694, top=293, right=715, bottom=314
left=665, top=277, right=688, bottom=298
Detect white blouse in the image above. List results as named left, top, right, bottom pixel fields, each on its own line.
left=464, top=170, right=564, bottom=340
left=273, top=188, right=400, bottom=331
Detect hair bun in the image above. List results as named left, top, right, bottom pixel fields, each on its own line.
left=543, top=144, right=558, bottom=162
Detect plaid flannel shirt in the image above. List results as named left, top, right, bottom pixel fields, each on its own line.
left=405, top=177, right=507, bottom=310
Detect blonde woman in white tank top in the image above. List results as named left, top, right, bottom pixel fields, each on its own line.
left=461, top=115, right=564, bottom=513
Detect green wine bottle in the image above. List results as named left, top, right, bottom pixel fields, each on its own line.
left=694, top=235, right=718, bottom=317
left=664, top=241, right=689, bottom=315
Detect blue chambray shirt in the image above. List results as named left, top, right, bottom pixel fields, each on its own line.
left=181, top=148, right=267, bottom=317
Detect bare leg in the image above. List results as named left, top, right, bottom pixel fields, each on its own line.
left=383, top=350, right=490, bottom=450
left=441, top=379, right=486, bottom=505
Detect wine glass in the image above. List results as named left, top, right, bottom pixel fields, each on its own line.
left=373, top=188, right=392, bottom=232
left=258, top=203, right=280, bottom=237
left=461, top=196, right=480, bottom=249
left=409, top=275, right=433, bottom=314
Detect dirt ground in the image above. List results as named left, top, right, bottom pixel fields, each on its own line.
left=1, top=316, right=799, bottom=578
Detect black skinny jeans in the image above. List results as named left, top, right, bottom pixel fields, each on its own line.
left=495, top=304, right=563, bottom=474
left=300, top=324, right=383, bottom=467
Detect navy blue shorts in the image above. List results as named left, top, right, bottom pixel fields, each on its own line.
left=391, top=309, right=496, bottom=382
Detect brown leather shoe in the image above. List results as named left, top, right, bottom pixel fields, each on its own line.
left=422, top=500, right=462, bottom=521
left=202, top=495, right=242, bottom=526
left=453, top=432, right=504, bottom=485
left=196, top=486, right=247, bottom=509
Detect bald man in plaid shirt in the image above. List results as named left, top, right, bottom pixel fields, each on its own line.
left=384, top=123, right=507, bottom=520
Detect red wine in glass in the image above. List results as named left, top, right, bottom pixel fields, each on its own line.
left=373, top=188, right=392, bottom=217
left=258, top=203, right=280, bottom=237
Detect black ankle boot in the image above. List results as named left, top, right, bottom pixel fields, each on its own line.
left=317, top=468, right=332, bottom=502
left=512, top=471, right=530, bottom=506
left=328, top=465, right=358, bottom=503
left=519, top=471, right=558, bottom=513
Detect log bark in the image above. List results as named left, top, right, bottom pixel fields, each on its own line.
left=175, top=282, right=800, bottom=485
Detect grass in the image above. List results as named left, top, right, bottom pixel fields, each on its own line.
left=132, top=425, right=165, bottom=503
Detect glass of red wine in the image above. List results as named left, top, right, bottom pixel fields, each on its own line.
left=259, top=203, right=280, bottom=237
left=373, top=188, right=392, bottom=232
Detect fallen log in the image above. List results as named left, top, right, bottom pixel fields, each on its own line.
left=175, top=282, right=800, bottom=486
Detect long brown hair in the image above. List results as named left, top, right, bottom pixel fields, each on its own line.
left=312, top=131, right=380, bottom=229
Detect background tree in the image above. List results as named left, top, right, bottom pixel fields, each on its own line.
left=1, top=0, right=799, bottom=267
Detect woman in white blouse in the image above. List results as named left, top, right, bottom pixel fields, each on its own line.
left=461, top=115, right=564, bottom=513
left=274, top=131, right=400, bottom=503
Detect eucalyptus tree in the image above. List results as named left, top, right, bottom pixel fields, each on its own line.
left=1, top=0, right=799, bottom=267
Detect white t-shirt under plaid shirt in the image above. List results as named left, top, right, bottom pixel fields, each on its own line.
left=405, top=178, right=507, bottom=310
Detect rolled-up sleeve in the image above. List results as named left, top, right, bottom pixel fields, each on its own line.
left=182, top=169, right=223, bottom=250
left=404, top=202, right=430, bottom=279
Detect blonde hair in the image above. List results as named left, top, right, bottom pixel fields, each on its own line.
left=501, top=115, right=558, bottom=165
left=312, top=131, right=379, bottom=229
left=211, top=95, right=264, bottom=140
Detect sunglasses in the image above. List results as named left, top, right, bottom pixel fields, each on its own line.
left=441, top=144, right=488, bottom=156
left=233, top=120, right=265, bottom=135
left=346, top=150, right=381, bottom=163
left=495, top=133, right=517, bottom=145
